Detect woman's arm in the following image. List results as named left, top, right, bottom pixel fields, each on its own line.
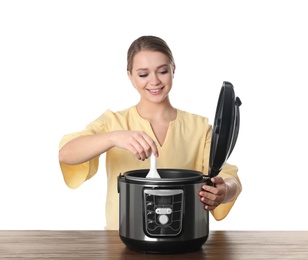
left=59, top=130, right=158, bottom=165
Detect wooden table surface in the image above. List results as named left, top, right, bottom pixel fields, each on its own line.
left=0, top=230, right=307, bottom=259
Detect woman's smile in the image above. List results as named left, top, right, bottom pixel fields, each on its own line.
left=147, top=86, right=165, bottom=95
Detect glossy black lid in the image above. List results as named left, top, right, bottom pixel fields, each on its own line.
left=209, top=81, right=242, bottom=177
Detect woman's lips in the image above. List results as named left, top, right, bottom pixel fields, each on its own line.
left=147, top=87, right=164, bottom=94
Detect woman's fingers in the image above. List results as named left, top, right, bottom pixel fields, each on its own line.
left=126, top=131, right=158, bottom=160
left=199, top=177, right=227, bottom=210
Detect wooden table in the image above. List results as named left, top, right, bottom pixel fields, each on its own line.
left=0, top=230, right=307, bottom=259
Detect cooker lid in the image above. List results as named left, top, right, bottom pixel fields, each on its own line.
left=209, top=81, right=242, bottom=178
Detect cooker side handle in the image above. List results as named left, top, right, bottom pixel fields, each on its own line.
left=202, top=175, right=213, bottom=186
left=117, top=173, right=124, bottom=193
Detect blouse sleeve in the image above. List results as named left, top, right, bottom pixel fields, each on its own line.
left=58, top=114, right=109, bottom=189
left=211, top=163, right=242, bottom=220
left=58, top=131, right=100, bottom=189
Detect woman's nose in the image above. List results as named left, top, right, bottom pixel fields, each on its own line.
left=149, top=73, right=161, bottom=85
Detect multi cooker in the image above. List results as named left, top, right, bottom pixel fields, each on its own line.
left=117, top=81, right=242, bottom=253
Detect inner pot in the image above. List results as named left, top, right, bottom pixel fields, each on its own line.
left=118, top=168, right=210, bottom=254
left=120, top=168, right=207, bottom=184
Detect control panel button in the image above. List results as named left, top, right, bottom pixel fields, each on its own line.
left=158, top=214, right=169, bottom=225
left=155, top=208, right=172, bottom=214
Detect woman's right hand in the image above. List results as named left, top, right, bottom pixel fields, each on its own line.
left=111, top=130, right=158, bottom=160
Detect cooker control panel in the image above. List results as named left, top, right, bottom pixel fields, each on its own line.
left=144, top=189, right=183, bottom=236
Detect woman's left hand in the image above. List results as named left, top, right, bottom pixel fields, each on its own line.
left=199, top=176, right=228, bottom=211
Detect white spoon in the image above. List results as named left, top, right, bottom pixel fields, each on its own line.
left=145, top=153, right=161, bottom=178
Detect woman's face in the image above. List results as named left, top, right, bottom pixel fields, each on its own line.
left=127, top=51, right=175, bottom=104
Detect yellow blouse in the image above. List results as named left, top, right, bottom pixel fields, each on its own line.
left=59, top=106, right=242, bottom=230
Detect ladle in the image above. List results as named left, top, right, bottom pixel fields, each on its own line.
left=145, top=153, right=161, bottom=178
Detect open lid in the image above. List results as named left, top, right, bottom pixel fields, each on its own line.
left=208, top=81, right=242, bottom=178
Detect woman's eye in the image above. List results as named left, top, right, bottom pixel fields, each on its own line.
left=138, top=70, right=168, bottom=78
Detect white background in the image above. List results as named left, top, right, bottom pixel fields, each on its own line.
left=1, top=0, right=307, bottom=231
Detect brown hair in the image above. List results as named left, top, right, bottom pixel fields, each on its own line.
left=127, top=35, right=175, bottom=73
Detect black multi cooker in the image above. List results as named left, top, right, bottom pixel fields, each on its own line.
left=117, top=81, right=242, bottom=253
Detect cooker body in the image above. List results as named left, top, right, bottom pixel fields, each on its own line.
left=118, top=169, right=209, bottom=253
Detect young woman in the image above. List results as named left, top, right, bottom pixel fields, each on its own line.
left=59, top=35, right=242, bottom=230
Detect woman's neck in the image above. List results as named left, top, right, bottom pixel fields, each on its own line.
left=136, top=99, right=176, bottom=123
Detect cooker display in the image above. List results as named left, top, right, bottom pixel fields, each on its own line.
left=144, top=189, right=184, bottom=236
